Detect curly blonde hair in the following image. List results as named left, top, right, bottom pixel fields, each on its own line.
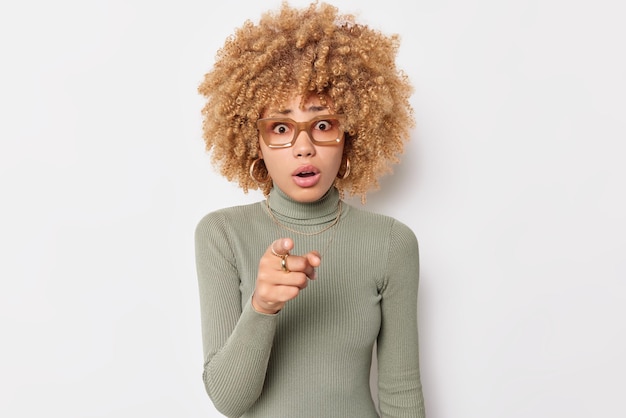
left=198, top=1, right=414, bottom=200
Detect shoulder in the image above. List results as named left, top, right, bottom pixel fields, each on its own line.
left=195, top=201, right=263, bottom=235
left=344, top=203, right=417, bottom=240
left=343, top=203, right=419, bottom=262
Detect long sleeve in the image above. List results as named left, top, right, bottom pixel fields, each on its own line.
left=377, top=220, right=426, bottom=417
left=195, top=211, right=278, bottom=417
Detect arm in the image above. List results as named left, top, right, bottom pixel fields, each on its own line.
left=195, top=212, right=278, bottom=417
left=377, top=220, right=426, bottom=417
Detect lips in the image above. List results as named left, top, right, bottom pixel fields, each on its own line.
left=292, top=165, right=321, bottom=187
left=292, top=165, right=319, bottom=177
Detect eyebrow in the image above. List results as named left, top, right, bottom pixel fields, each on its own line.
left=272, top=105, right=328, bottom=116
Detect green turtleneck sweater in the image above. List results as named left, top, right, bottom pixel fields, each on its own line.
left=195, top=187, right=425, bottom=417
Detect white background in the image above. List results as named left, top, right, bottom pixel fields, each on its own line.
left=1, top=0, right=624, bottom=417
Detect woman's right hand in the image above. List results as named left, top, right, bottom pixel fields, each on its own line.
left=251, top=238, right=321, bottom=314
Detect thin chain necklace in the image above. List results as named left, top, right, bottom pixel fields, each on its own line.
left=265, top=198, right=342, bottom=277
left=264, top=199, right=343, bottom=236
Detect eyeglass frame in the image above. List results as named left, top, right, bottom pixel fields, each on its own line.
left=256, top=114, right=346, bottom=149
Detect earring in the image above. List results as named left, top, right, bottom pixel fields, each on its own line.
left=337, top=157, right=350, bottom=180
left=250, top=158, right=270, bottom=183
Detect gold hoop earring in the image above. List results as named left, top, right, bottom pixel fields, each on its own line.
left=250, top=158, right=270, bottom=184
left=337, top=157, right=350, bottom=180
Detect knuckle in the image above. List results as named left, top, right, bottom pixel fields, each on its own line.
left=256, top=286, right=272, bottom=300
left=284, top=286, right=300, bottom=300
left=256, top=271, right=271, bottom=283
left=292, top=273, right=308, bottom=288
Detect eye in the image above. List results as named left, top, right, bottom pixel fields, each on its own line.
left=313, top=120, right=333, bottom=131
left=271, top=123, right=291, bottom=135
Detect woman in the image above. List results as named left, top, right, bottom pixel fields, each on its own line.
left=195, top=2, right=426, bottom=417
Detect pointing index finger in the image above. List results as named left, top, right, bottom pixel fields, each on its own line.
left=270, top=238, right=294, bottom=257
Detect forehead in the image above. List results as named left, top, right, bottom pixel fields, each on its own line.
left=264, top=95, right=331, bottom=116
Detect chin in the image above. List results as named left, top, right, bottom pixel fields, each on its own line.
left=289, top=187, right=328, bottom=203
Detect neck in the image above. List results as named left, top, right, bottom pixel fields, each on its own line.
left=265, top=187, right=343, bottom=235
left=267, top=186, right=341, bottom=222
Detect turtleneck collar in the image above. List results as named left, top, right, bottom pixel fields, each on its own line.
left=266, top=186, right=341, bottom=226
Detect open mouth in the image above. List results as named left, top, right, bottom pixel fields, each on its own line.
left=293, top=165, right=320, bottom=177
left=292, top=166, right=321, bottom=187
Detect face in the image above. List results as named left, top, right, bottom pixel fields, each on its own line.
left=258, top=95, right=345, bottom=203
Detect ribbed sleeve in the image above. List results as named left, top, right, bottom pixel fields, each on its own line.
left=377, top=220, right=426, bottom=417
left=195, top=210, right=279, bottom=417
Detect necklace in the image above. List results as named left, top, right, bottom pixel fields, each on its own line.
left=265, top=198, right=343, bottom=277
left=264, top=199, right=343, bottom=236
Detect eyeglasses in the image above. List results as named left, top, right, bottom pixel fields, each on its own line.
left=256, top=114, right=345, bottom=149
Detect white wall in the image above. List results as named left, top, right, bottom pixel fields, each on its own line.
left=1, top=0, right=624, bottom=417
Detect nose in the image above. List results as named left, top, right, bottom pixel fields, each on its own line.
left=292, top=129, right=316, bottom=158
